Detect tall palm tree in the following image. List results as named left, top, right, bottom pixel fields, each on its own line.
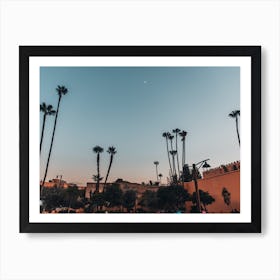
left=162, top=132, right=172, bottom=177
left=93, top=145, right=104, bottom=193
left=42, top=86, right=68, bottom=192
left=168, top=134, right=175, bottom=176
left=40, top=102, right=56, bottom=153
left=172, top=128, right=181, bottom=178
left=103, top=146, right=117, bottom=192
left=179, top=130, right=187, bottom=168
left=153, top=161, right=159, bottom=181
left=229, top=110, right=240, bottom=146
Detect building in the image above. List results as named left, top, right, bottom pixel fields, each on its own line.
left=41, top=178, right=86, bottom=190
left=85, top=179, right=159, bottom=199
left=184, top=161, right=240, bottom=213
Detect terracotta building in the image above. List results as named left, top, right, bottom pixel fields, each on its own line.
left=41, top=178, right=86, bottom=190
left=184, top=161, right=240, bottom=213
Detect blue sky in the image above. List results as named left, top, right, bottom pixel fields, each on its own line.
left=40, top=67, right=240, bottom=185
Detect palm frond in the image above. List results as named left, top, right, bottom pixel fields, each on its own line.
left=93, top=145, right=104, bottom=153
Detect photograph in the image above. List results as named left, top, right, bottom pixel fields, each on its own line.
left=39, top=66, right=241, bottom=215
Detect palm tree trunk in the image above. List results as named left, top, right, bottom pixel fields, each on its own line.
left=172, top=155, right=176, bottom=181
left=182, top=139, right=185, bottom=168
left=96, top=153, right=100, bottom=193
left=155, top=165, right=158, bottom=181
left=41, top=95, right=62, bottom=194
left=165, top=138, right=173, bottom=176
left=170, top=139, right=175, bottom=177
left=236, top=117, right=240, bottom=146
left=175, top=134, right=180, bottom=180
left=103, top=155, right=113, bottom=192
left=40, top=113, right=46, bottom=153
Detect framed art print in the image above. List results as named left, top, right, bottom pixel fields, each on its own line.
left=19, top=46, right=261, bottom=233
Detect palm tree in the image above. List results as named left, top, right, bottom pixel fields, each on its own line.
left=179, top=130, right=187, bottom=168
left=168, top=134, right=175, bottom=176
left=40, top=102, right=56, bottom=153
left=153, top=161, right=159, bottom=181
left=93, top=145, right=104, bottom=193
left=103, top=146, right=117, bottom=192
left=41, top=86, right=68, bottom=192
left=172, top=128, right=181, bottom=178
left=229, top=110, right=240, bottom=146
left=162, top=132, right=172, bottom=178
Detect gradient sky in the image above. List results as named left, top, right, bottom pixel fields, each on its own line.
left=40, top=66, right=240, bottom=185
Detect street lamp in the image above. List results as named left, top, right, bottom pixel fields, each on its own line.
left=192, top=159, right=210, bottom=213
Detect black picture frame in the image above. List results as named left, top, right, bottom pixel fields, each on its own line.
left=20, top=46, right=261, bottom=233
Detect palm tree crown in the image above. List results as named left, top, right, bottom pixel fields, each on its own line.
left=56, top=85, right=68, bottom=96
left=40, top=102, right=56, bottom=153
left=172, top=128, right=181, bottom=134
left=229, top=110, right=240, bottom=146
left=168, top=134, right=174, bottom=141
left=40, top=102, right=56, bottom=116
left=107, top=146, right=117, bottom=156
left=179, top=130, right=187, bottom=140
left=93, top=146, right=104, bottom=154
left=229, top=110, right=240, bottom=118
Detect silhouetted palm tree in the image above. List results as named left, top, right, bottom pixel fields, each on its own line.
left=172, top=128, right=181, bottom=178
left=229, top=110, right=240, bottom=146
left=168, top=134, right=175, bottom=176
left=40, top=102, right=56, bottom=153
left=153, top=161, right=159, bottom=181
left=179, top=130, right=187, bottom=168
left=162, top=132, right=172, bottom=177
left=103, top=146, right=117, bottom=192
left=42, top=86, right=68, bottom=192
left=93, top=145, right=104, bottom=193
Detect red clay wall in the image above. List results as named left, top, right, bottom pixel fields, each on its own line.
left=184, top=169, right=240, bottom=213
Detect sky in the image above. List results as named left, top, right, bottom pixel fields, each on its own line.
left=40, top=66, right=240, bottom=185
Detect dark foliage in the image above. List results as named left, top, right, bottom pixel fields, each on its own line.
left=139, top=190, right=158, bottom=212
left=157, top=185, right=190, bottom=212
left=122, top=190, right=137, bottom=212
left=192, top=189, right=215, bottom=212
left=104, top=184, right=123, bottom=208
